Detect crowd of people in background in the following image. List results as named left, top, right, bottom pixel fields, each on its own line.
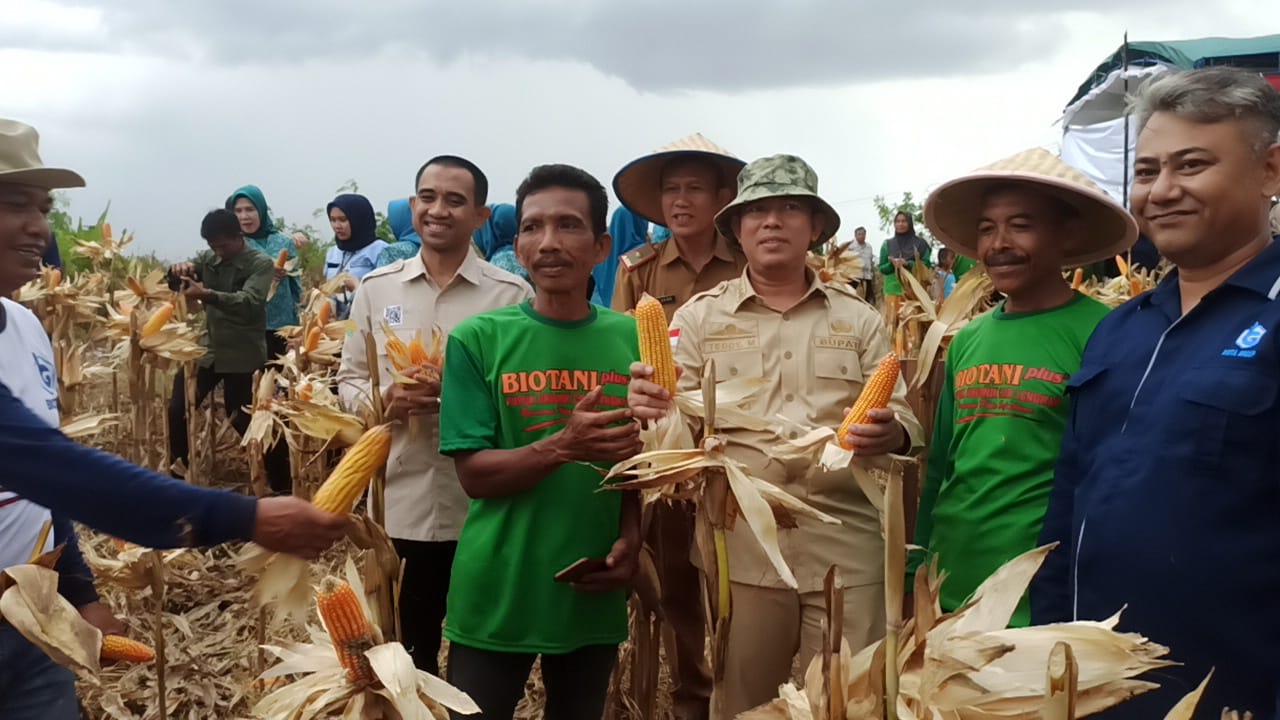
left=3, top=63, right=1280, bottom=720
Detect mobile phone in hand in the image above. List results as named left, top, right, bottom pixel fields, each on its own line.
left=553, top=557, right=609, bottom=584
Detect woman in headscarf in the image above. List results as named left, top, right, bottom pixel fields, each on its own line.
left=324, top=193, right=388, bottom=320
left=591, top=205, right=649, bottom=306
left=375, top=198, right=422, bottom=268
left=472, top=204, right=529, bottom=283
left=878, top=211, right=933, bottom=319
left=226, top=185, right=301, bottom=360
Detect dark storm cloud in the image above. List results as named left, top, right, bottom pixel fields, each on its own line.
left=35, top=0, right=1153, bottom=92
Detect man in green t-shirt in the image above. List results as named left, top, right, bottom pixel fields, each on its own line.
left=909, top=148, right=1139, bottom=625
left=439, top=164, right=644, bottom=719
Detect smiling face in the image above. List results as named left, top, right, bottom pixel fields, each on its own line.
left=328, top=207, right=351, bottom=241
left=660, top=158, right=729, bottom=240
left=411, top=164, right=490, bottom=253
left=975, top=185, right=1072, bottom=298
left=232, top=197, right=261, bottom=235
left=733, top=196, right=821, bottom=273
left=0, top=183, right=53, bottom=294
left=1132, top=111, right=1280, bottom=269
left=515, top=186, right=610, bottom=296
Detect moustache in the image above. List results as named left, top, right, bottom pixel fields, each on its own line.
left=984, top=252, right=1028, bottom=267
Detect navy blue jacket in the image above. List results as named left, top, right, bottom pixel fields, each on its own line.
left=0, top=381, right=258, bottom=559
left=1034, top=238, right=1280, bottom=719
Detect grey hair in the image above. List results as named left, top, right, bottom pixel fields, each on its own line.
left=1129, top=67, right=1280, bottom=154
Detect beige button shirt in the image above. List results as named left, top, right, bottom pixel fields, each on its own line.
left=612, top=234, right=747, bottom=320
left=337, top=251, right=533, bottom=542
left=671, top=269, right=923, bottom=591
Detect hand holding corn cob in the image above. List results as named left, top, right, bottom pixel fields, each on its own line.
left=837, top=353, right=905, bottom=455
left=250, top=496, right=352, bottom=559
left=627, top=293, right=683, bottom=423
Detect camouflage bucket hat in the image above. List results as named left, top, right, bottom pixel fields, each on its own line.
left=714, top=154, right=840, bottom=249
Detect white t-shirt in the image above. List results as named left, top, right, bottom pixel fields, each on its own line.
left=0, top=297, right=59, bottom=569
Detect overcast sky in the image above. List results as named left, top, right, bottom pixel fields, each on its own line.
left=3, top=0, right=1273, bottom=260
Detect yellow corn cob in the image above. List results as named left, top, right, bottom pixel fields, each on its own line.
left=274, top=249, right=289, bottom=269
left=837, top=352, right=900, bottom=450
left=636, top=293, right=676, bottom=394
left=127, top=276, right=146, bottom=297
left=296, top=381, right=312, bottom=402
left=304, top=326, right=322, bottom=353
left=140, top=302, right=173, bottom=338
left=380, top=320, right=413, bottom=371
left=47, top=268, right=62, bottom=289
left=310, top=424, right=392, bottom=515
left=1115, top=254, right=1129, bottom=278
left=316, top=301, right=332, bottom=326
left=316, top=577, right=376, bottom=684
left=407, top=331, right=431, bottom=366
left=1130, top=277, right=1143, bottom=298
left=1071, top=268, right=1084, bottom=290
left=100, top=635, right=155, bottom=663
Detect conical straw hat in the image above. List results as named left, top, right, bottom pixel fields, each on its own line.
left=613, top=133, right=745, bottom=226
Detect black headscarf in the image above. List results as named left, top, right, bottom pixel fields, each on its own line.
left=327, top=193, right=380, bottom=252
left=885, top=213, right=931, bottom=261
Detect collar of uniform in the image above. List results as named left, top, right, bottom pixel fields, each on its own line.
left=731, top=266, right=830, bottom=311
left=1223, top=238, right=1280, bottom=299
left=658, top=233, right=738, bottom=267
left=398, top=249, right=484, bottom=287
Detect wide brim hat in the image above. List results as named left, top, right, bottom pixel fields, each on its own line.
left=714, top=153, right=840, bottom=249
left=0, top=119, right=85, bottom=190
left=613, top=133, right=746, bottom=226
left=924, top=147, right=1137, bottom=268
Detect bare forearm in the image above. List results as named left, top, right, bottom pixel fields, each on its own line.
left=453, top=436, right=568, bottom=499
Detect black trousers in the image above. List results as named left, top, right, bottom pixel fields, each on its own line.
left=391, top=538, right=456, bottom=676
left=167, top=366, right=290, bottom=492
left=447, top=642, right=618, bottom=720
left=265, top=331, right=288, bottom=364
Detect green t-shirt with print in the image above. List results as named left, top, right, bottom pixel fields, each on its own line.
left=909, top=292, right=1110, bottom=626
left=439, top=300, right=638, bottom=654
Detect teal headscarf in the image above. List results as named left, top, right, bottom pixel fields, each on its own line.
left=225, top=185, right=275, bottom=239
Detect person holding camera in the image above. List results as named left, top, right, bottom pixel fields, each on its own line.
left=166, top=209, right=289, bottom=490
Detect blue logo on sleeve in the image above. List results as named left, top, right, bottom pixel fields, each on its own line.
left=33, top=353, right=56, bottom=395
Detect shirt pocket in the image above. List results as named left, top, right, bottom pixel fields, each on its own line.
left=710, top=350, right=764, bottom=383
left=1177, top=366, right=1277, bottom=471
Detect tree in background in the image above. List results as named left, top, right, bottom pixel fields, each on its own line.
left=872, top=191, right=936, bottom=246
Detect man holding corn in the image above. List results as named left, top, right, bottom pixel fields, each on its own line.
left=1035, top=67, right=1280, bottom=719
left=629, top=154, right=923, bottom=718
left=337, top=155, right=530, bottom=676
left=609, top=133, right=747, bottom=719
left=0, top=118, right=347, bottom=719
left=909, top=148, right=1137, bottom=626
left=438, top=164, right=643, bottom=719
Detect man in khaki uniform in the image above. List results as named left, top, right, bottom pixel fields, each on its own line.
left=336, top=156, right=531, bottom=674
left=629, top=155, right=923, bottom=719
left=611, top=133, right=747, bottom=719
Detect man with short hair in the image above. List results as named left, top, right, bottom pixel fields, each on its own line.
left=167, top=208, right=290, bottom=491
left=1034, top=67, right=1280, bottom=718
left=629, top=155, right=923, bottom=718
left=852, top=226, right=876, bottom=303
left=910, top=148, right=1135, bottom=626
left=0, top=119, right=346, bottom=719
left=439, top=164, right=643, bottom=719
left=610, top=134, right=747, bottom=718
left=336, top=156, right=531, bottom=675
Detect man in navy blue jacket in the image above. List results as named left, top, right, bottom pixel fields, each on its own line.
left=0, top=119, right=347, bottom=718
left=1034, top=68, right=1280, bottom=718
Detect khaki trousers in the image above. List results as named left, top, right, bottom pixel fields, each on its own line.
left=710, top=581, right=886, bottom=719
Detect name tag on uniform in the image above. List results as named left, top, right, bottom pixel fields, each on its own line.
left=657, top=295, right=677, bottom=305
left=383, top=305, right=403, bottom=326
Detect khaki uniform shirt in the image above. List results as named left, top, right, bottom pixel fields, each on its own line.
left=671, top=269, right=923, bottom=591
left=611, top=234, right=747, bottom=320
left=337, top=251, right=533, bottom=542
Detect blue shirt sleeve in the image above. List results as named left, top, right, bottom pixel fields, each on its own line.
left=1031, top=401, right=1081, bottom=624
left=0, top=381, right=258, bottom=549
left=53, top=513, right=99, bottom=607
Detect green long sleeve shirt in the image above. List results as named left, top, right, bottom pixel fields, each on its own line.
left=192, top=246, right=274, bottom=373
left=879, top=241, right=932, bottom=297
left=907, top=293, right=1109, bottom=626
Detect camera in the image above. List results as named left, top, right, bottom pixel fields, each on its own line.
left=166, top=269, right=199, bottom=291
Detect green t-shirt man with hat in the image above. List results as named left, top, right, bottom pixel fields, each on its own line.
left=908, top=147, right=1139, bottom=625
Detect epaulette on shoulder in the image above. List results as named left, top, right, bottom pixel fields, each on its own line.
left=362, top=259, right=405, bottom=282
left=620, top=242, right=659, bottom=272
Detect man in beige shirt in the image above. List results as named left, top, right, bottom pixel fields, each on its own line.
left=629, top=154, right=923, bottom=719
left=610, top=134, right=747, bottom=719
left=337, top=155, right=531, bottom=675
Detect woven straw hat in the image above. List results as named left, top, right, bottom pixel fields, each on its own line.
left=924, top=147, right=1137, bottom=267
left=0, top=119, right=84, bottom=190
left=613, top=133, right=745, bottom=225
